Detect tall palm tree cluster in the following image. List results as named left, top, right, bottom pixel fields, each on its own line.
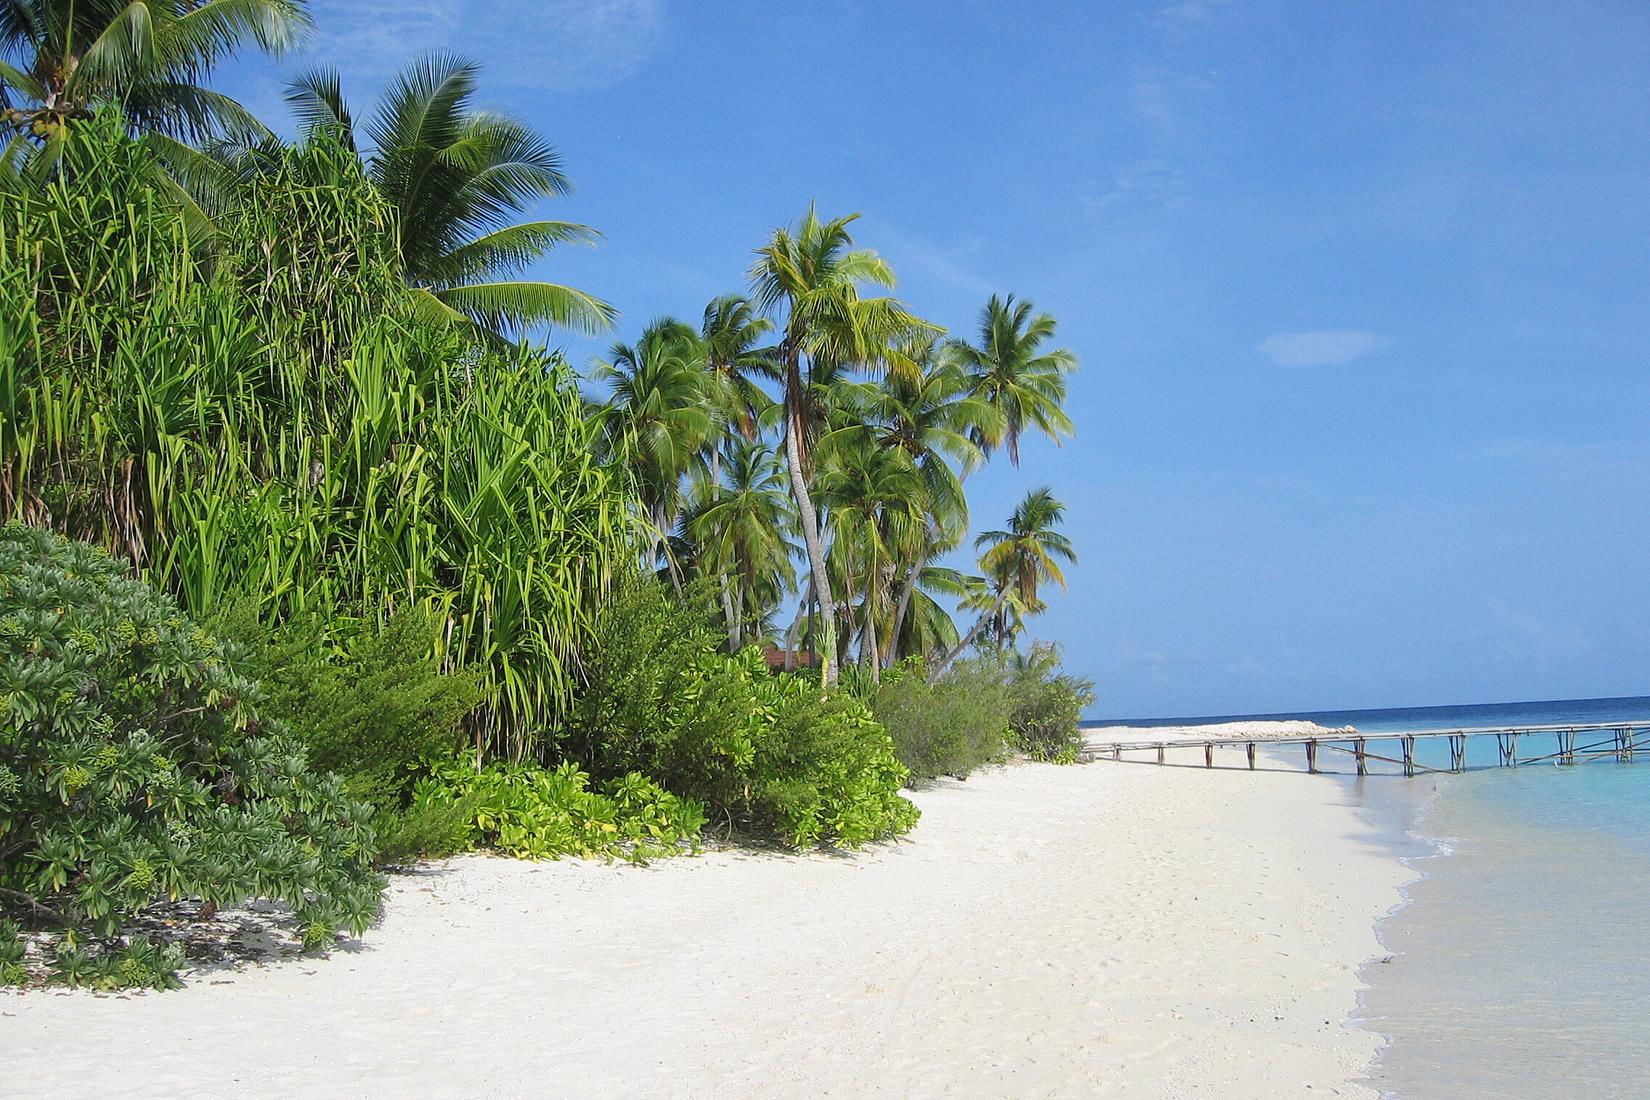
left=598, top=209, right=1079, bottom=688
left=1, top=2, right=1081, bottom=691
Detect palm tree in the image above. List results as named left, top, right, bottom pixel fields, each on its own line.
left=867, top=335, right=1000, bottom=662
left=949, top=294, right=1077, bottom=465
left=697, top=294, right=775, bottom=638
left=284, top=53, right=612, bottom=335
left=749, top=205, right=929, bottom=687
left=927, top=487, right=1074, bottom=681
left=684, top=439, right=797, bottom=649
left=1, top=0, right=307, bottom=149
left=894, top=565, right=969, bottom=662
left=815, top=438, right=923, bottom=682
left=593, top=318, right=711, bottom=576
left=699, top=294, right=774, bottom=446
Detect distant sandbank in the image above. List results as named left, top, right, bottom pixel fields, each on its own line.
left=0, top=757, right=1408, bottom=1097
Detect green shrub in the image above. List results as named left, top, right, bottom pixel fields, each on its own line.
left=1006, top=644, right=1095, bottom=763
left=755, top=683, right=921, bottom=845
left=212, top=604, right=481, bottom=811
left=0, top=116, right=635, bottom=762
left=0, top=525, right=385, bottom=985
left=873, top=657, right=1013, bottom=781
left=411, top=757, right=706, bottom=863
left=564, top=579, right=918, bottom=845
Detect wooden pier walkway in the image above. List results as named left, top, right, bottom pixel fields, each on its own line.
left=1082, top=721, right=1650, bottom=777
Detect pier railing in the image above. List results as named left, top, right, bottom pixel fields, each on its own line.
left=1082, top=721, right=1650, bottom=777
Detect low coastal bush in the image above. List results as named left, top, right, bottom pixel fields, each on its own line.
left=411, top=757, right=706, bottom=863
left=562, top=580, right=918, bottom=845
left=1005, top=644, right=1095, bottom=763
left=212, top=605, right=482, bottom=863
left=873, top=658, right=1013, bottom=781
left=0, top=526, right=386, bottom=987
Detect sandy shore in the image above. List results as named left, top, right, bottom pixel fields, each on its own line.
left=1087, top=719, right=1359, bottom=745
left=1, top=756, right=1408, bottom=1098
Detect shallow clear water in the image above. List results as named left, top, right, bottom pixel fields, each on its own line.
left=1090, top=696, right=1650, bottom=1099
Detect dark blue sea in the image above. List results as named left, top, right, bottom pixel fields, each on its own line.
left=1088, top=696, right=1650, bottom=1099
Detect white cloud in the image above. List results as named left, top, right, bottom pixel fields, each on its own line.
left=307, top=0, right=666, bottom=93
left=1257, top=329, right=1378, bottom=368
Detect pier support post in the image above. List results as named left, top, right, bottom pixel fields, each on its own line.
left=1112, top=745, right=1121, bottom=761
left=1306, top=739, right=1318, bottom=774
left=1157, top=745, right=1165, bottom=766
left=1355, top=738, right=1367, bottom=776
left=1627, top=729, right=1636, bottom=763
left=1449, top=735, right=1466, bottom=772
left=1204, top=742, right=1213, bottom=768
left=1509, top=732, right=1518, bottom=766
left=1246, top=742, right=1256, bottom=770
left=1402, top=736, right=1415, bottom=778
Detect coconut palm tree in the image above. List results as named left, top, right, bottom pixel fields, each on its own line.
left=894, top=565, right=970, bottom=662
left=815, top=439, right=924, bottom=682
left=284, top=53, right=612, bottom=335
left=700, top=295, right=774, bottom=445
left=949, top=294, right=1077, bottom=465
left=749, top=205, right=930, bottom=687
left=866, top=335, right=1000, bottom=662
left=0, top=0, right=307, bottom=148
left=593, top=318, right=711, bottom=576
left=927, top=487, right=1074, bottom=681
left=684, top=439, right=797, bottom=649
left=697, top=294, right=776, bottom=636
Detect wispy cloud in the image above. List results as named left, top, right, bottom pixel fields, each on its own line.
left=1090, top=4, right=1231, bottom=215
left=1257, top=330, right=1378, bottom=368
left=304, top=0, right=666, bottom=93
left=867, top=221, right=996, bottom=300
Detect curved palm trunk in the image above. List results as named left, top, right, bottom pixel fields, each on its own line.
left=926, top=589, right=1009, bottom=684
left=709, top=444, right=740, bottom=650
left=782, top=400, right=837, bottom=688
left=886, top=552, right=925, bottom=669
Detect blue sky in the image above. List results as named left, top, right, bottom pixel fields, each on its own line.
left=219, top=0, right=1650, bottom=718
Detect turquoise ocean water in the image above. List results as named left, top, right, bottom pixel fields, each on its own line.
left=1088, top=696, right=1650, bottom=1100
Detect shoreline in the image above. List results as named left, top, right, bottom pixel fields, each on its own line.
left=2, top=757, right=1412, bottom=1097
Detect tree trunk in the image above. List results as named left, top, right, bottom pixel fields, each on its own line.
left=782, top=403, right=836, bottom=688
left=709, top=445, right=740, bottom=651
left=886, top=552, right=925, bottom=669
left=926, top=590, right=1009, bottom=684
left=865, top=593, right=882, bottom=686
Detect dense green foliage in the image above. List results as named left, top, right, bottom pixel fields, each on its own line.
left=562, top=580, right=918, bottom=845
left=214, top=606, right=477, bottom=803
left=410, top=758, right=705, bottom=863
left=874, top=646, right=1093, bottom=777
left=0, top=525, right=384, bottom=983
left=1004, top=645, right=1095, bottom=764
left=0, top=116, right=633, bottom=759
left=872, top=659, right=1013, bottom=781
left=211, top=604, right=482, bottom=863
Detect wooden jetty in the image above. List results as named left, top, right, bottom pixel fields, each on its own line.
left=1082, top=721, right=1650, bottom=777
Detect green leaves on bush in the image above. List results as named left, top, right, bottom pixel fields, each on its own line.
left=563, top=580, right=919, bottom=845
left=0, top=525, right=386, bottom=986
left=873, top=657, right=1013, bottom=781
left=874, top=644, right=1094, bottom=777
left=213, top=605, right=481, bottom=807
left=1004, top=644, right=1095, bottom=763
left=412, top=758, right=706, bottom=863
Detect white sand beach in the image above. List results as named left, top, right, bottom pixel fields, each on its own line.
left=1, top=756, right=1409, bottom=1098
